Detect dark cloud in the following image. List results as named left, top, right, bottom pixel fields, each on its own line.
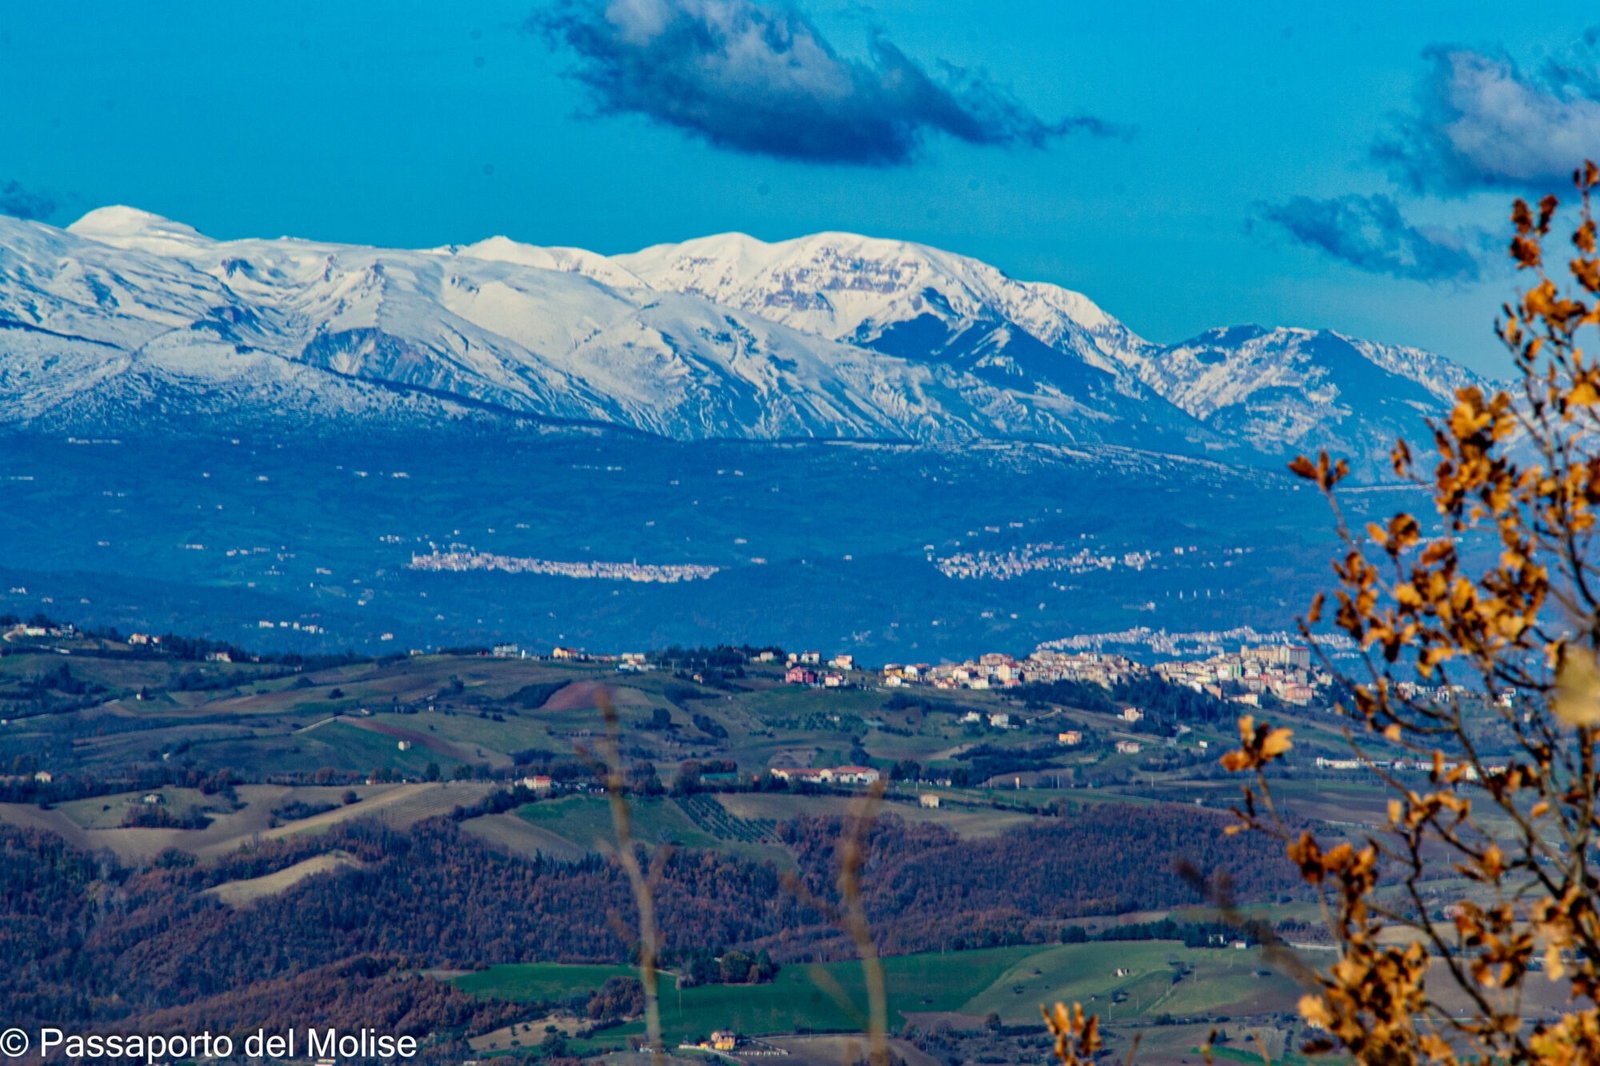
left=1375, top=44, right=1600, bottom=195
left=1254, top=194, right=1484, bottom=283
left=0, top=180, right=57, bottom=221
left=533, top=0, right=1126, bottom=165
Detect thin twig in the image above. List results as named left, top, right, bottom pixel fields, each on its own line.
left=596, top=688, right=665, bottom=1064
left=781, top=778, right=891, bottom=1066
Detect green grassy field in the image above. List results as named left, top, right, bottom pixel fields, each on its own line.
left=1200, top=1044, right=1316, bottom=1064
left=736, top=685, right=888, bottom=722
left=453, top=940, right=1302, bottom=1049
left=714, top=791, right=1036, bottom=839
left=459, top=955, right=963, bottom=1047
left=368, top=709, right=552, bottom=755
left=54, top=786, right=219, bottom=829
left=507, top=790, right=1038, bottom=865
left=512, top=794, right=793, bottom=867
left=298, top=719, right=462, bottom=774
left=956, top=941, right=1299, bottom=1024
left=516, top=794, right=697, bottom=849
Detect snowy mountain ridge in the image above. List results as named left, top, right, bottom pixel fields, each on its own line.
left=0, top=207, right=1489, bottom=475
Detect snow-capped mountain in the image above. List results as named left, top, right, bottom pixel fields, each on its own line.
left=8, top=208, right=922, bottom=441
left=609, top=230, right=1491, bottom=475
left=0, top=208, right=1485, bottom=475
left=612, top=230, right=1145, bottom=374
left=0, top=209, right=1228, bottom=451
left=611, top=231, right=1178, bottom=434
left=1129, top=325, right=1485, bottom=470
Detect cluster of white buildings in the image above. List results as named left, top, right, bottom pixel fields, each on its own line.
left=254, top=619, right=324, bottom=634
left=1154, top=644, right=1326, bottom=706
left=1314, top=756, right=1506, bottom=780
left=768, top=765, right=881, bottom=785
left=1393, top=680, right=1515, bottom=709
left=408, top=550, right=720, bottom=584
left=933, top=543, right=1156, bottom=581
left=544, top=647, right=653, bottom=672
left=782, top=650, right=853, bottom=669
left=6, top=622, right=72, bottom=641
left=880, top=650, right=1143, bottom=691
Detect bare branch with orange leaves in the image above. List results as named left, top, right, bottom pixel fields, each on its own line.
left=1051, top=160, right=1600, bottom=1064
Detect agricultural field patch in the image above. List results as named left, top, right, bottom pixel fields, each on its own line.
left=713, top=792, right=1036, bottom=839
left=451, top=941, right=1302, bottom=1051
left=461, top=811, right=591, bottom=862
left=204, top=850, right=364, bottom=906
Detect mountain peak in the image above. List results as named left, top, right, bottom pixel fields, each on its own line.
left=450, top=236, right=647, bottom=290
left=612, top=227, right=1140, bottom=381
left=68, top=206, right=211, bottom=251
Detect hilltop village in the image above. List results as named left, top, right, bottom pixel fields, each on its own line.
left=524, top=637, right=1335, bottom=708
left=877, top=643, right=1324, bottom=706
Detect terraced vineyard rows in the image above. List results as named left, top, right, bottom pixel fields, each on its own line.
left=679, top=793, right=780, bottom=844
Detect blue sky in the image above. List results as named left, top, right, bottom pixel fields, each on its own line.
left=6, top=1, right=1600, bottom=372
